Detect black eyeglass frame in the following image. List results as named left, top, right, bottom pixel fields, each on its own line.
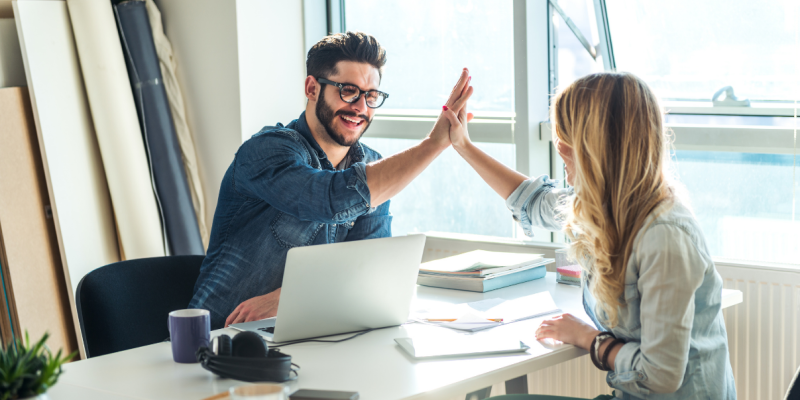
left=317, top=78, right=389, bottom=109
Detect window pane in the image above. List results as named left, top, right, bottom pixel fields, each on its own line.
left=360, top=138, right=516, bottom=237
left=555, top=0, right=603, bottom=88
left=675, top=151, right=800, bottom=264
left=607, top=0, right=800, bottom=101
left=345, top=0, right=514, bottom=113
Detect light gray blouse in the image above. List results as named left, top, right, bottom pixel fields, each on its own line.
left=506, top=175, right=736, bottom=400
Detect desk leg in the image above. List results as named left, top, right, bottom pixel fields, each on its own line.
left=505, top=375, right=529, bottom=394
left=465, top=375, right=528, bottom=399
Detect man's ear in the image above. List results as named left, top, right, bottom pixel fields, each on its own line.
left=305, top=76, right=319, bottom=102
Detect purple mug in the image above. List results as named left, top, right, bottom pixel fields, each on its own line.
left=168, top=309, right=210, bottom=363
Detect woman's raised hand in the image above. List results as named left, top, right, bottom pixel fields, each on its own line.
left=429, top=69, right=474, bottom=147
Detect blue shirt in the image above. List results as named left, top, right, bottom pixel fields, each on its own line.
left=507, top=175, right=736, bottom=400
left=189, top=112, right=392, bottom=329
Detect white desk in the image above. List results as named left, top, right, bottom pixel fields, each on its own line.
left=56, top=273, right=742, bottom=400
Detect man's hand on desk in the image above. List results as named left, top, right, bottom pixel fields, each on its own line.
left=226, top=288, right=281, bottom=326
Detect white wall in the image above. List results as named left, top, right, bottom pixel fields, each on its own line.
left=237, top=0, right=307, bottom=141
left=158, top=0, right=241, bottom=227
left=158, top=0, right=304, bottom=228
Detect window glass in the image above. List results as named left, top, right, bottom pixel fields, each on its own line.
left=554, top=0, right=603, bottom=88
left=674, top=150, right=799, bottom=265
left=361, top=138, right=517, bottom=237
left=606, top=0, right=800, bottom=101
left=345, top=0, right=514, bottom=113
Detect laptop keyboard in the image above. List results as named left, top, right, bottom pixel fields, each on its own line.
left=258, top=327, right=275, bottom=334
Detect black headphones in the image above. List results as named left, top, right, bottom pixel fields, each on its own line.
left=195, top=331, right=299, bottom=382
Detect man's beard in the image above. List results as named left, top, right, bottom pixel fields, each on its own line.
left=315, top=88, right=371, bottom=147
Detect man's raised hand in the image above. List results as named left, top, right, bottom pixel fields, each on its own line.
left=441, top=72, right=474, bottom=150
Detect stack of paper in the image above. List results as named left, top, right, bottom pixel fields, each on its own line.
left=413, top=291, right=562, bottom=332
left=418, top=250, right=554, bottom=292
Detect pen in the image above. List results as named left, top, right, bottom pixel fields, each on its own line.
left=425, top=318, right=503, bottom=322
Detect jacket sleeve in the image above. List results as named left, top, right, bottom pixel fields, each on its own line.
left=233, top=130, right=372, bottom=224
left=609, top=223, right=706, bottom=395
left=505, top=175, right=573, bottom=235
left=344, top=200, right=392, bottom=241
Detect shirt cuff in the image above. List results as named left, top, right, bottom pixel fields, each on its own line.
left=608, top=342, right=651, bottom=397
left=505, top=175, right=556, bottom=237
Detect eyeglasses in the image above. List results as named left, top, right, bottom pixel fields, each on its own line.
left=317, top=78, right=389, bottom=109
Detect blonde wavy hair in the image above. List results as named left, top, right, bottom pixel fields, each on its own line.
left=552, top=72, right=674, bottom=327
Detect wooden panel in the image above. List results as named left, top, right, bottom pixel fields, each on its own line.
left=66, top=0, right=166, bottom=260
left=0, top=87, right=77, bottom=355
left=14, top=0, right=121, bottom=358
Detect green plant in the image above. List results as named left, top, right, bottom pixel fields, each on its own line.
left=0, top=332, right=76, bottom=400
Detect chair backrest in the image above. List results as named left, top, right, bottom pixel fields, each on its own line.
left=76, top=255, right=205, bottom=358
left=786, top=364, right=800, bottom=400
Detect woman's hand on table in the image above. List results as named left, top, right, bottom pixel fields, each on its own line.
left=535, top=313, right=599, bottom=351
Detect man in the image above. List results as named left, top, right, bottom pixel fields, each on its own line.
left=189, top=31, right=473, bottom=329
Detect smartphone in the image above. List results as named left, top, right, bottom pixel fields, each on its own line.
left=289, top=389, right=359, bottom=400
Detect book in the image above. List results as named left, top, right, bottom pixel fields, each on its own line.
left=417, top=259, right=554, bottom=292
left=419, top=250, right=544, bottom=276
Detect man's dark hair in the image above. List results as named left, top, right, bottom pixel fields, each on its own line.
left=306, top=31, right=387, bottom=80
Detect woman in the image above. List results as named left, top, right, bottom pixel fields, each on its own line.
left=442, top=72, right=735, bottom=399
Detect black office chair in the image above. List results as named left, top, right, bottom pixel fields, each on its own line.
left=786, top=364, right=800, bottom=400
left=75, top=255, right=205, bottom=358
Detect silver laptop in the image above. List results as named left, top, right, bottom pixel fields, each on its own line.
left=230, top=234, right=426, bottom=343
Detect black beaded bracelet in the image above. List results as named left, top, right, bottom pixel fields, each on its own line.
left=601, top=338, right=625, bottom=371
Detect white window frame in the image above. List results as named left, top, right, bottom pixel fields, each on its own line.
left=306, top=0, right=799, bottom=246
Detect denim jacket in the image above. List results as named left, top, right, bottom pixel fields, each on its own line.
left=189, top=112, right=392, bottom=329
left=506, top=175, right=736, bottom=400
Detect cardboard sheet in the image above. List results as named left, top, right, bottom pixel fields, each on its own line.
left=14, top=0, right=121, bottom=358
left=0, top=87, right=78, bottom=356
left=66, top=0, right=166, bottom=259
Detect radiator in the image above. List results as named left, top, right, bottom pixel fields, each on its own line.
left=717, top=261, right=800, bottom=400
left=424, top=235, right=800, bottom=400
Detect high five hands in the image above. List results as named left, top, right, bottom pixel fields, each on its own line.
left=441, top=70, right=473, bottom=151
left=430, top=68, right=474, bottom=147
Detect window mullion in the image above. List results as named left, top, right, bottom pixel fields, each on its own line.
left=513, top=0, right=555, bottom=242
left=592, top=0, right=616, bottom=71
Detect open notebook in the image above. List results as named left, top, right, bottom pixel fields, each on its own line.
left=412, top=291, right=561, bottom=332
